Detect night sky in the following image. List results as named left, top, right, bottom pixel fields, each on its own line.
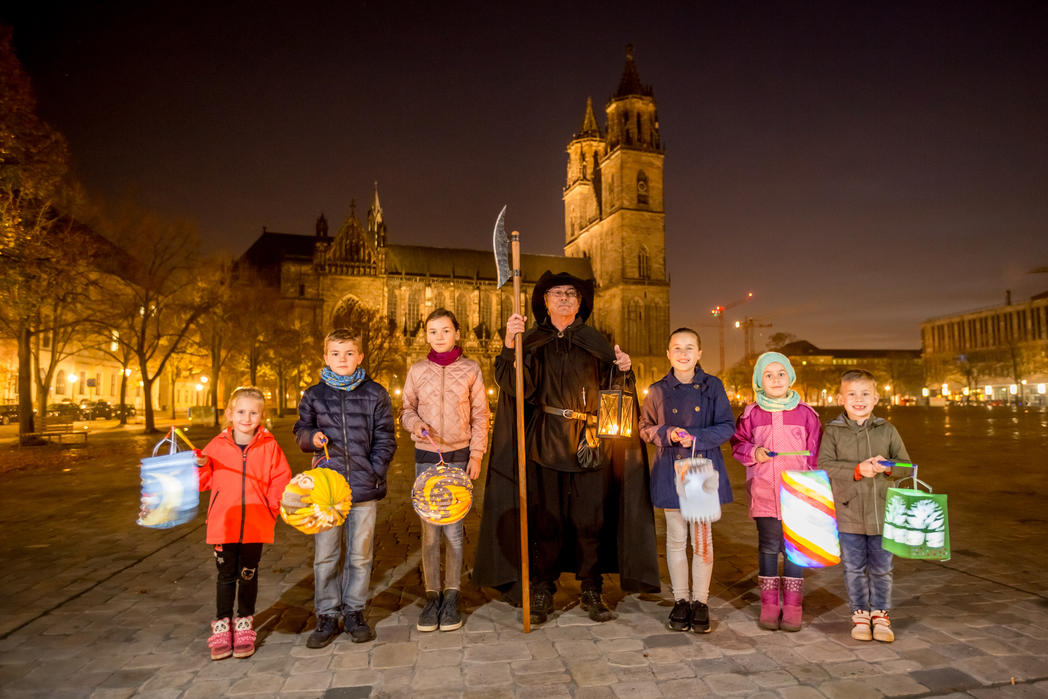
left=5, top=1, right=1047, bottom=362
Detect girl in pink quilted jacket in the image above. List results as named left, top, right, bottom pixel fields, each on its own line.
left=730, top=352, right=821, bottom=632
left=400, top=309, right=490, bottom=633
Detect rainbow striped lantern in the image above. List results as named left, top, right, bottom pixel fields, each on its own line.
left=780, top=469, right=841, bottom=567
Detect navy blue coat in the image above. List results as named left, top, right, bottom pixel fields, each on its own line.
left=638, top=368, right=735, bottom=509
left=293, top=379, right=397, bottom=503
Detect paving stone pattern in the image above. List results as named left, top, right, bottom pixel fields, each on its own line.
left=0, top=407, right=1047, bottom=697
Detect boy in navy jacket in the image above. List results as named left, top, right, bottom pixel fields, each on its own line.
left=293, top=329, right=396, bottom=647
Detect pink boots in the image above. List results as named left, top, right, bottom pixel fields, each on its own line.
left=780, top=577, right=804, bottom=632
left=757, top=576, right=780, bottom=630
left=232, top=616, right=257, bottom=658
left=208, top=618, right=232, bottom=660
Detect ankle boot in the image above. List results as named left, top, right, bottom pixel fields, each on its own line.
left=780, top=576, right=804, bottom=632
left=232, top=616, right=256, bottom=658
left=757, top=576, right=780, bottom=630
left=871, top=609, right=894, bottom=642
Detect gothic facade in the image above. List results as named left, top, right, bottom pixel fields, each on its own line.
left=238, top=48, right=671, bottom=393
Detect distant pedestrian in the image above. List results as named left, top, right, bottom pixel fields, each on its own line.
left=731, top=352, right=822, bottom=632
left=639, top=328, right=735, bottom=633
left=195, top=386, right=292, bottom=660
left=400, top=309, right=490, bottom=632
left=818, top=369, right=912, bottom=643
left=293, top=329, right=397, bottom=647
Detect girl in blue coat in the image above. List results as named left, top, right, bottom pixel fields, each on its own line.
left=640, top=328, right=735, bottom=633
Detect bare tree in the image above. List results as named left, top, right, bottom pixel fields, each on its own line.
left=97, top=205, right=210, bottom=432
left=0, top=29, right=101, bottom=442
left=331, top=297, right=405, bottom=384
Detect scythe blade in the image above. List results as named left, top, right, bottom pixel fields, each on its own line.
left=492, top=205, right=511, bottom=289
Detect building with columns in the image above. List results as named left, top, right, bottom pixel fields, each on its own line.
left=238, top=47, right=671, bottom=394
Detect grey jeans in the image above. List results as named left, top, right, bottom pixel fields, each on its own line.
left=416, top=461, right=466, bottom=592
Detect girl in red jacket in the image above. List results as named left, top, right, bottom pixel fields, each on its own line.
left=196, top=386, right=292, bottom=660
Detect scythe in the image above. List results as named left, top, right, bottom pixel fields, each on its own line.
left=492, top=205, right=531, bottom=632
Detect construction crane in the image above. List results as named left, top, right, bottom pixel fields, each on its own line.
left=735, top=316, right=773, bottom=360
left=710, top=292, right=753, bottom=374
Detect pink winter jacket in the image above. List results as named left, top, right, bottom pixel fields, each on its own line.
left=400, top=355, right=490, bottom=461
left=730, top=402, right=822, bottom=519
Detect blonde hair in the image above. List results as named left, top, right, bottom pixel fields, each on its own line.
left=225, top=386, right=266, bottom=427
left=324, top=328, right=362, bottom=353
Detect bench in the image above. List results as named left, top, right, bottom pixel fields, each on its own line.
left=28, top=414, right=89, bottom=445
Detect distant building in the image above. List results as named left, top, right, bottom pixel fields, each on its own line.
left=921, top=291, right=1048, bottom=405
left=237, top=47, right=671, bottom=395
left=775, top=341, right=924, bottom=406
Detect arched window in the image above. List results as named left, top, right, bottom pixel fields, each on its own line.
left=387, top=287, right=398, bottom=325
left=407, top=291, right=421, bottom=333
left=638, top=245, right=650, bottom=279
left=627, top=299, right=644, bottom=355
left=56, top=370, right=67, bottom=396
left=455, top=291, right=470, bottom=327
left=636, top=170, right=649, bottom=206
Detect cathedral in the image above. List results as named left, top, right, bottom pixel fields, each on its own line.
left=239, top=46, right=670, bottom=393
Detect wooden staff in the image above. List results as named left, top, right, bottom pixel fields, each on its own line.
left=511, top=230, right=531, bottom=632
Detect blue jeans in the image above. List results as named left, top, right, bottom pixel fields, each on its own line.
left=313, top=499, right=377, bottom=616
left=416, top=462, right=467, bottom=592
left=839, top=533, right=894, bottom=611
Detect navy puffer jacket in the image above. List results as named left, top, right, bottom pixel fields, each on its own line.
left=293, top=379, right=397, bottom=503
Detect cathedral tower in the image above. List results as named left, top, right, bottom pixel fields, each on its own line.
left=563, top=45, right=669, bottom=386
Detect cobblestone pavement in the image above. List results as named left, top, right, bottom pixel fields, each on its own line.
left=1, top=407, right=1047, bottom=698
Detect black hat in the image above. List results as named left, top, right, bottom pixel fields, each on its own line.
left=531, top=270, right=595, bottom=323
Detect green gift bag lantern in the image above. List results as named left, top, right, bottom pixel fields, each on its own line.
left=881, top=473, right=950, bottom=561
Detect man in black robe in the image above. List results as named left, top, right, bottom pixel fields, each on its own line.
left=473, top=270, right=659, bottom=624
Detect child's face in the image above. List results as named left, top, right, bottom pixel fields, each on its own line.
left=666, top=332, right=701, bottom=374
left=426, top=316, right=460, bottom=353
left=325, top=340, right=363, bottom=376
left=839, top=379, right=878, bottom=422
left=227, top=397, right=263, bottom=439
left=760, top=362, right=791, bottom=398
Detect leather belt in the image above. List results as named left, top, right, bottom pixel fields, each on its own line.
left=541, top=405, right=590, bottom=421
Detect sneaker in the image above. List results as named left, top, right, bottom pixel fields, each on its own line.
left=344, top=610, right=375, bottom=643
left=417, top=591, right=441, bottom=632
left=851, top=610, right=873, bottom=641
left=690, top=601, right=711, bottom=634
left=871, top=610, right=895, bottom=643
left=208, top=617, right=233, bottom=660
left=438, top=589, right=463, bottom=631
left=232, top=616, right=256, bottom=658
left=580, top=590, right=614, bottom=623
left=306, top=614, right=340, bottom=649
left=529, top=589, right=554, bottom=625
left=667, top=599, right=691, bottom=631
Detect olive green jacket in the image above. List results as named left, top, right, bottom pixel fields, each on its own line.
left=818, top=413, right=911, bottom=536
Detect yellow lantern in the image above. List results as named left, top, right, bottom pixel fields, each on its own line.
left=598, top=387, right=635, bottom=438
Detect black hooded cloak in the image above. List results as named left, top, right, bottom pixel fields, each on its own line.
left=472, top=271, right=660, bottom=597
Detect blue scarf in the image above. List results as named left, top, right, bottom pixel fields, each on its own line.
left=321, top=367, right=366, bottom=391
left=752, top=351, right=801, bottom=412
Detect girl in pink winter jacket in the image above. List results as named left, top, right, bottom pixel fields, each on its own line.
left=730, top=352, right=821, bottom=632
left=400, top=309, right=490, bottom=633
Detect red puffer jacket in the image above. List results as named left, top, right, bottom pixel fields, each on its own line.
left=198, top=427, right=292, bottom=545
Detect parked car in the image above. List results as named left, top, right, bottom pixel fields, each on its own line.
left=0, top=403, right=18, bottom=425
left=78, top=399, right=113, bottom=420
left=47, top=402, right=83, bottom=421
left=114, top=403, right=137, bottom=419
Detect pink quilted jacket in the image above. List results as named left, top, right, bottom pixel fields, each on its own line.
left=400, top=356, right=490, bottom=460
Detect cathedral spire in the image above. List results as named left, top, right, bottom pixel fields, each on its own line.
left=367, top=181, right=388, bottom=248
left=576, top=97, right=602, bottom=139
left=615, top=43, right=653, bottom=99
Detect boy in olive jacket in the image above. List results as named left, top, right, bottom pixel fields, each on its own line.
left=818, top=369, right=912, bottom=644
